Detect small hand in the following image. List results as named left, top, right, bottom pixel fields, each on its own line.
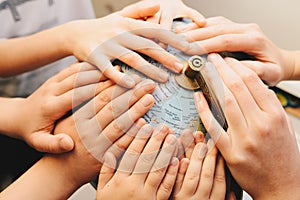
left=97, top=125, right=179, bottom=200
left=65, top=1, right=191, bottom=88
left=172, top=139, right=226, bottom=200
left=20, top=62, right=106, bottom=153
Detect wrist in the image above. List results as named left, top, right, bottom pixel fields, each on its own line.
left=279, top=49, right=297, bottom=81
left=0, top=97, right=27, bottom=138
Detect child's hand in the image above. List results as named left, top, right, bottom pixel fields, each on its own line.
left=172, top=140, right=226, bottom=200
left=64, top=1, right=191, bottom=88
left=12, top=62, right=106, bottom=153
left=146, top=0, right=206, bottom=30
left=177, top=129, right=205, bottom=159
left=0, top=75, right=156, bottom=200
left=97, top=125, right=179, bottom=200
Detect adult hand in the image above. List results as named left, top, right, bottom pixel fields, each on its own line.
left=179, top=17, right=294, bottom=86
left=194, top=53, right=300, bottom=200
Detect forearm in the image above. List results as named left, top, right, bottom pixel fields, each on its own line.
left=0, top=156, right=82, bottom=200
left=0, top=97, right=26, bottom=138
left=0, top=24, right=70, bottom=77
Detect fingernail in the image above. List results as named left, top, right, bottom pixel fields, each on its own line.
left=157, top=124, right=169, bottom=134
left=171, top=157, right=179, bottom=166
left=174, top=62, right=184, bottom=72
left=61, top=137, right=74, bottom=150
left=141, top=94, right=154, bottom=107
left=166, top=134, right=177, bottom=145
left=159, top=72, right=169, bottom=82
left=199, top=143, right=208, bottom=159
left=194, top=92, right=201, bottom=102
left=139, top=124, right=153, bottom=139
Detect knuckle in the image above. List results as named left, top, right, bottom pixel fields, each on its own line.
left=241, top=71, right=260, bottom=85
left=202, top=170, right=214, bottom=180
left=159, top=182, right=173, bottom=198
left=97, top=92, right=111, bottom=104
left=214, top=174, right=226, bottom=184
left=227, top=79, right=244, bottom=92
left=112, top=121, right=127, bottom=133
left=140, top=152, right=157, bottom=164
left=219, top=35, right=231, bottom=49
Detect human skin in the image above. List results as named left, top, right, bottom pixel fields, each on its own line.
left=194, top=53, right=300, bottom=200
left=0, top=72, right=156, bottom=200
left=0, top=62, right=107, bottom=153
left=0, top=1, right=206, bottom=88
left=177, top=16, right=300, bottom=86
left=97, top=125, right=179, bottom=200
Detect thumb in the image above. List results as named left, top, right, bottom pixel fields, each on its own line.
left=29, top=132, right=74, bottom=153
left=119, top=1, right=160, bottom=19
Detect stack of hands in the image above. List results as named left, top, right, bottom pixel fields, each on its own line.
left=0, top=0, right=300, bottom=200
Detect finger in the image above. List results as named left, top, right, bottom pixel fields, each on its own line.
left=117, top=32, right=184, bottom=74
left=119, top=1, right=160, bottom=19
left=87, top=50, right=136, bottom=88
left=228, top=58, right=283, bottom=112
left=196, top=140, right=218, bottom=198
left=98, top=152, right=117, bottom=190
left=182, top=7, right=206, bottom=27
left=75, top=75, right=140, bottom=120
left=159, top=12, right=174, bottom=31
left=50, top=62, right=96, bottom=82
left=133, top=27, right=190, bottom=55
left=240, top=60, right=281, bottom=86
left=145, top=134, right=178, bottom=189
left=183, top=23, right=245, bottom=43
left=186, top=34, right=257, bottom=55
left=176, top=138, right=185, bottom=159
left=209, top=156, right=226, bottom=200
left=194, top=92, right=230, bottom=158
left=179, top=129, right=195, bottom=160
left=56, top=69, right=103, bottom=95
left=180, top=142, right=207, bottom=194
left=106, top=118, right=146, bottom=158
left=90, top=94, right=155, bottom=161
left=197, top=59, right=247, bottom=130
left=175, top=22, right=199, bottom=33
left=29, top=132, right=74, bottom=153
left=156, top=157, right=179, bottom=200
left=95, top=79, right=155, bottom=129
left=173, top=158, right=189, bottom=196
left=146, top=12, right=160, bottom=24
left=208, top=54, right=261, bottom=125
left=133, top=125, right=170, bottom=176
left=117, top=124, right=153, bottom=175
left=57, top=80, right=115, bottom=113
left=194, top=131, right=205, bottom=144
left=115, top=45, right=170, bottom=82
